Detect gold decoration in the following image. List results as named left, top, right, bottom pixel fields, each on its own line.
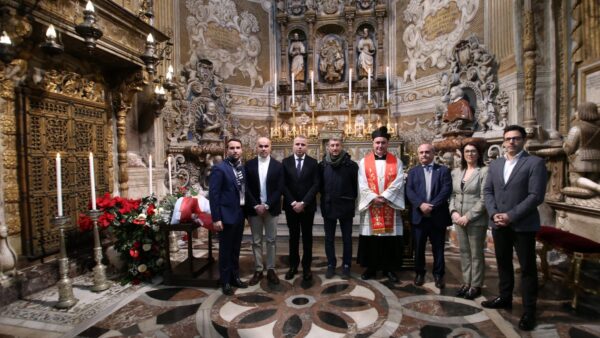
left=40, top=70, right=105, bottom=103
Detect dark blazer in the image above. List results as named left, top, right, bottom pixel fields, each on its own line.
left=406, top=163, right=452, bottom=226
left=483, top=152, right=547, bottom=232
left=244, top=156, right=284, bottom=216
left=319, top=153, right=359, bottom=219
left=208, top=161, right=245, bottom=225
left=282, top=155, right=320, bottom=213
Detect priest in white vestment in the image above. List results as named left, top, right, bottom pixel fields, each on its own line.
left=357, top=126, right=405, bottom=282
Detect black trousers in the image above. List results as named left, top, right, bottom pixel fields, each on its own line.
left=218, top=221, right=244, bottom=285
left=412, top=217, right=446, bottom=277
left=285, top=210, right=315, bottom=271
left=492, top=227, right=538, bottom=314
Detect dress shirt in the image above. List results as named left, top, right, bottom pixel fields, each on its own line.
left=503, top=150, right=524, bottom=184
left=423, top=163, right=433, bottom=202
left=258, top=156, right=270, bottom=205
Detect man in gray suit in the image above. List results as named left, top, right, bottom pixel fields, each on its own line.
left=482, top=125, right=547, bottom=331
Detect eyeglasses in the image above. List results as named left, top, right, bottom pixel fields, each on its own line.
left=258, top=145, right=270, bottom=148
left=464, top=150, right=478, bottom=154
left=504, top=136, right=523, bottom=142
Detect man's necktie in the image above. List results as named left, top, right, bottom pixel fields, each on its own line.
left=296, top=158, right=302, bottom=176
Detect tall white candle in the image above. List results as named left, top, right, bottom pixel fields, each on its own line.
left=89, top=152, right=97, bottom=210
left=148, top=155, right=153, bottom=196
left=56, top=153, right=63, bottom=216
left=291, top=72, right=295, bottom=105
left=367, top=68, right=371, bottom=103
left=386, top=66, right=390, bottom=102
left=348, top=68, right=352, bottom=102
left=167, top=156, right=173, bottom=194
left=274, top=72, right=278, bottom=104
left=310, top=70, right=315, bottom=104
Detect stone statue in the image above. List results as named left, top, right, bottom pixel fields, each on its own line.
left=289, top=33, right=306, bottom=82
left=319, top=37, right=345, bottom=83
left=357, top=28, right=375, bottom=78
left=563, top=102, right=600, bottom=195
left=443, top=87, right=474, bottom=124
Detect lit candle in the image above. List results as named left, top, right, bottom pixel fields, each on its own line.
left=386, top=66, right=390, bottom=102
left=89, top=152, right=97, bottom=210
left=85, top=0, right=95, bottom=12
left=274, top=72, right=278, bottom=104
left=56, top=153, right=63, bottom=217
left=46, top=25, right=57, bottom=39
left=367, top=68, right=371, bottom=103
left=166, top=65, right=173, bottom=80
left=0, top=31, right=11, bottom=45
left=310, top=70, right=315, bottom=104
left=167, top=156, right=173, bottom=195
left=146, top=33, right=154, bottom=43
left=291, top=72, right=295, bottom=105
left=348, top=68, right=352, bottom=103
left=148, top=155, right=153, bottom=196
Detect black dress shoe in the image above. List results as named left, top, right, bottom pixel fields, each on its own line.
left=414, top=274, right=425, bottom=286
left=456, top=284, right=470, bottom=298
left=285, top=268, right=297, bottom=280
left=481, top=296, right=512, bottom=309
left=267, top=269, right=280, bottom=284
left=302, top=270, right=313, bottom=281
left=518, top=313, right=536, bottom=331
left=231, top=278, right=248, bottom=288
left=384, top=271, right=399, bottom=283
left=248, top=271, right=263, bottom=286
left=361, top=268, right=376, bottom=280
left=222, top=283, right=233, bottom=296
left=434, top=275, right=445, bottom=289
left=464, top=287, right=481, bottom=300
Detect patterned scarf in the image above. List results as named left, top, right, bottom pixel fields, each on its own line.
left=226, top=156, right=245, bottom=193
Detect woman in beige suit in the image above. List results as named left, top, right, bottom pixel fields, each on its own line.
left=449, top=143, right=488, bottom=299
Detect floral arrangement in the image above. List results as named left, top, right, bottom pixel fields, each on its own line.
left=78, top=193, right=166, bottom=284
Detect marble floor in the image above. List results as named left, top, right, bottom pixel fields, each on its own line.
left=0, top=236, right=599, bottom=338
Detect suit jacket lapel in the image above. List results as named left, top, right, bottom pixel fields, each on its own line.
left=505, top=153, right=528, bottom=187
left=464, top=167, right=480, bottom=190
left=225, top=162, right=240, bottom=191
left=430, top=164, right=440, bottom=195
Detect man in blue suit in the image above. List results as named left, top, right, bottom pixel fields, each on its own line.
left=245, top=137, right=284, bottom=286
left=209, top=138, right=249, bottom=296
left=406, top=143, right=452, bottom=289
left=482, top=125, right=547, bottom=331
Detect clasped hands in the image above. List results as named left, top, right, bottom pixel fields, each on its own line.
left=451, top=212, right=469, bottom=227
left=291, top=201, right=305, bottom=213
left=371, top=196, right=387, bottom=207
left=493, top=213, right=510, bottom=227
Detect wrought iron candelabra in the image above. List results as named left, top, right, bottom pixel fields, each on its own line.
left=88, top=209, right=109, bottom=292
left=53, top=215, right=79, bottom=309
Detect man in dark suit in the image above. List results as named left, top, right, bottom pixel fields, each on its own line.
left=245, top=137, right=284, bottom=285
left=319, top=138, right=359, bottom=279
left=482, top=125, right=547, bottom=331
left=406, top=143, right=452, bottom=289
left=209, top=138, right=249, bottom=296
left=282, top=136, right=320, bottom=281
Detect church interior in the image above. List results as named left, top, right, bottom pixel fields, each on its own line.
left=1, top=0, right=600, bottom=337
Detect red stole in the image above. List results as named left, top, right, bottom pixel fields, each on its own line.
left=365, top=152, right=398, bottom=234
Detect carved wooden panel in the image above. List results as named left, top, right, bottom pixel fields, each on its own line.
left=19, top=91, right=110, bottom=258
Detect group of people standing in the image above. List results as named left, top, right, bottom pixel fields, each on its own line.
left=208, top=124, right=546, bottom=332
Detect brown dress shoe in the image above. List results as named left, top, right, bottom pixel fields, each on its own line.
left=248, top=271, right=263, bottom=286
left=267, top=269, right=280, bottom=284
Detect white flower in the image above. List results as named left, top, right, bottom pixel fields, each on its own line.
left=143, top=243, right=152, bottom=251
left=137, top=264, right=147, bottom=273
left=136, top=213, right=147, bottom=221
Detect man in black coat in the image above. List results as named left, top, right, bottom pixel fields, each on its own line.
left=282, top=136, right=320, bottom=281
left=319, top=138, right=359, bottom=279
left=245, top=137, right=284, bottom=286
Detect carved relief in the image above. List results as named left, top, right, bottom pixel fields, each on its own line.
left=402, top=0, right=479, bottom=82
left=288, top=0, right=306, bottom=16
left=318, top=35, right=346, bottom=83
left=318, top=0, right=343, bottom=15
left=185, top=0, right=264, bottom=89
left=36, top=70, right=105, bottom=103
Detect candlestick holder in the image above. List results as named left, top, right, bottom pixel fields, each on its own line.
left=290, top=102, right=298, bottom=138
left=366, top=101, right=374, bottom=134
left=308, top=101, right=318, bottom=137
left=345, top=101, right=354, bottom=136
left=53, top=215, right=79, bottom=309
left=88, top=209, right=109, bottom=292
left=271, top=102, right=281, bottom=139
left=385, top=100, right=395, bottom=135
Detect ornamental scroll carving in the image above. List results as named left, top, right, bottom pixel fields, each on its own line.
left=36, top=69, right=105, bottom=104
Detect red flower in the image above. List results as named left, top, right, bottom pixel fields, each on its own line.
left=147, top=204, right=156, bottom=216
left=133, top=241, right=141, bottom=249
left=78, top=214, right=93, bottom=232
left=132, top=218, right=146, bottom=225
left=96, top=193, right=116, bottom=209
left=129, top=248, right=140, bottom=259
left=98, top=213, right=115, bottom=229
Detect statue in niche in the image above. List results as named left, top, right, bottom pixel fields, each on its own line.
left=443, top=86, right=474, bottom=127
left=289, top=33, right=306, bottom=82
left=563, top=102, right=600, bottom=196
left=357, top=27, right=375, bottom=78
left=319, top=37, right=345, bottom=83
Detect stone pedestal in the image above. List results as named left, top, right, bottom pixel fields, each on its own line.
left=548, top=201, right=600, bottom=243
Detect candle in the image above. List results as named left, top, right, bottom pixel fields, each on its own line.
left=0, top=31, right=11, bottom=45
left=274, top=72, right=278, bottom=104
left=367, top=68, right=371, bottom=103
left=46, top=25, right=57, bottom=39
left=85, top=0, right=94, bottom=12
left=167, top=156, right=173, bottom=195
left=56, top=153, right=63, bottom=216
left=348, top=68, right=352, bottom=103
left=89, top=152, right=97, bottom=210
left=386, top=66, right=390, bottom=102
left=310, top=70, right=315, bottom=104
left=146, top=33, right=154, bottom=43
left=148, top=155, right=153, bottom=195
left=166, top=65, right=173, bottom=80
left=291, top=72, right=295, bottom=105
